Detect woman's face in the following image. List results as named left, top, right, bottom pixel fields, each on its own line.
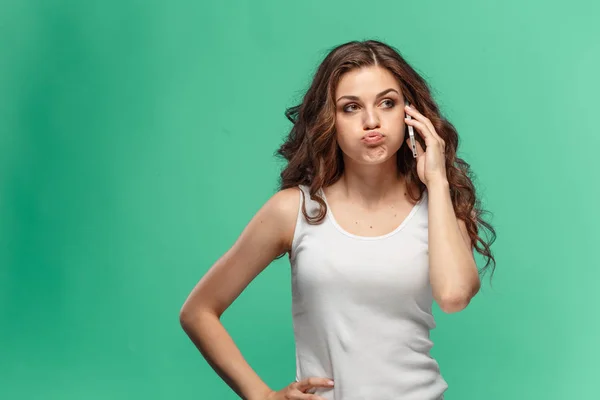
left=334, top=66, right=406, bottom=166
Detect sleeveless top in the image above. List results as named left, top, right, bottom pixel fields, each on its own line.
left=289, top=184, right=448, bottom=400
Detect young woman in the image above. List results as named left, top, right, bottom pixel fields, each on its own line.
left=180, top=39, right=496, bottom=400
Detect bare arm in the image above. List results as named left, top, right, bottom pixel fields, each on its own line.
left=179, top=188, right=300, bottom=400
left=427, top=179, right=481, bottom=313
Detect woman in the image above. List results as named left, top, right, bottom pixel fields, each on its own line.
left=179, top=39, right=496, bottom=400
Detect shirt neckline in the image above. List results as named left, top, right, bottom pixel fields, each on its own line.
left=319, top=187, right=427, bottom=241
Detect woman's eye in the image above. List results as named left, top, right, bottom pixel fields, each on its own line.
left=343, top=104, right=358, bottom=112
left=343, top=100, right=395, bottom=113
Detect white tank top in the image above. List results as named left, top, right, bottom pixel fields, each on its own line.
left=289, top=184, right=448, bottom=400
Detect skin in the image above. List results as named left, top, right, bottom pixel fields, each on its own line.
left=179, top=65, right=480, bottom=400
left=325, top=65, right=416, bottom=238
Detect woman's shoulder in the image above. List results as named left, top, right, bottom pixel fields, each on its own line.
left=268, top=186, right=302, bottom=217
left=265, top=186, right=303, bottom=252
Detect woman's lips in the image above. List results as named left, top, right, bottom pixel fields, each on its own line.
left=361, top=132, right=384, bottom=144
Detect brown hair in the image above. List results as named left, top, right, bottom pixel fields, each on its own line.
left=275, top=39, right=497, bottom=283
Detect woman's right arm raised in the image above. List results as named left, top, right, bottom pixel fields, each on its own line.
left=179, top=187, right=334, bottom=400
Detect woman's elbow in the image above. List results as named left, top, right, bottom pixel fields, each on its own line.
left=439, top=293, right=472, bottom=314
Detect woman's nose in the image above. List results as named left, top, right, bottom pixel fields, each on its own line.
left=363, top=109, right=380, bottom=129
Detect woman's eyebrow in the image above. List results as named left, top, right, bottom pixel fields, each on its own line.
left=336, top=88, right=399, bottom=103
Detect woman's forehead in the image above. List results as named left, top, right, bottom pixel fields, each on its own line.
left=336, top=66, right=401, bottom=97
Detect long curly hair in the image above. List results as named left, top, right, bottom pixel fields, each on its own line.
left=275, top=39, right=497, bottom=283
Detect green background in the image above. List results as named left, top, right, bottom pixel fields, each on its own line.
left=1, top=0, right=598, bottom=398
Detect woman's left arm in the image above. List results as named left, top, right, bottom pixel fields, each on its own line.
left=427, top=178, right=480, bottom=314
left=403, top=104, right=480, bottom=313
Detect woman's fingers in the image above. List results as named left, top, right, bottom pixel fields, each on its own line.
left=295, top=377, right=334, bottom=393
left=405, top=114, right=433, bottom=144
left=291, top=377, right=334, bottom=399
left=405, top=137, right=425, bottom=157
left=404, top=105, right=445, bottom=150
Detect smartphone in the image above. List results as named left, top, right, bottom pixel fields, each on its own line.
left=404, top=99, right=418, bottom=158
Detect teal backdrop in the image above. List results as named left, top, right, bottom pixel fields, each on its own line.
left=1, top=1, right=599, bottom=399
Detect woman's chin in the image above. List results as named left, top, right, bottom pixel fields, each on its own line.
left=354, top=148, right=395, bottom=164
